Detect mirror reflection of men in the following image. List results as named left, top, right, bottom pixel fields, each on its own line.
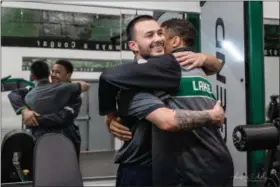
left=98, top=16, right=233, bottom=186
left=8, top=60, right=85, bottom=159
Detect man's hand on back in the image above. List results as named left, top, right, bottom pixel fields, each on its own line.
left=173, top=51, right=206, bottom=70
left=22, top=108, right=40, bottom=126
left=73, top=81, right=89, bottom=92
left=105, top=113, right=117, bottom=131
left=209, top=100, right=225, bottom=126
left=105, top=114, right=132, bottom=141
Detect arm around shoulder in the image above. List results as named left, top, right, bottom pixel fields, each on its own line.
left=145, top=107, right=216, bottom=131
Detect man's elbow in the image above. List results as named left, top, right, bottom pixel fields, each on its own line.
left=150, top=117, right=178, bottom=131
left=7, top=92, right=14, bottom=101
left=100, top=70, right=113, bottom=83
left=213, top=63, right=223, bottom=74
left=146, top=108, right=179, bottom=131
left=204, top=69, right=216, bottom=76
left=7, top=92, right=17, bottom=107
left=157, top=120, right=178, bottom=132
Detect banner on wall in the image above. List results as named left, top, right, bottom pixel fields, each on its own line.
left=1, top=7, right=185, bottom=51
left=22, top=57, right=132, bottom=72
left=200, top=2, right=247, bottom=186
left=1, top=7, right=126, bottom=51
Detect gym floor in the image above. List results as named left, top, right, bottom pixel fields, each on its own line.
left=80, top=151, right=118, bottom=178
left=2, top=151, right=118, bottom=186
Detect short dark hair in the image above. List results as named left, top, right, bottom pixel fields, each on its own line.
left=126, top=15, right=155, bottom=41
left=161, top=18, right=196, bottom=47
left=55, top=59, right=74, bottom=74
left=30, top=60, right=50, bottom=80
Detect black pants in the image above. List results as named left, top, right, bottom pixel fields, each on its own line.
left=74, top=141, right=80, bottom=162
left=116, top=164, right=152, bottom=186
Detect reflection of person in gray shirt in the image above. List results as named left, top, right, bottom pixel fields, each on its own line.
left=8, top=60, right=84, bottom=159
left=12, top=61, right=88, bottom=156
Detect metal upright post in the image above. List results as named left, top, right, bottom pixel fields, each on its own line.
left=244, top=1, right=266, bottom=186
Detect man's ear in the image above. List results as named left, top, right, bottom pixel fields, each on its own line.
left=128, top=41, right=138, bottom=52
left=66, top=72, right=72, bottom=80
left=172, top=36, right=181, bottom=48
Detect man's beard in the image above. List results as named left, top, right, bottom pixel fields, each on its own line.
left=138, top=45, right=152, bottom=59
left=140, top=52, right=153, bottom=59
left=138, top=46, right=163, bottom=59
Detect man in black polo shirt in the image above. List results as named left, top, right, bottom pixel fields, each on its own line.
left=98, top=16, right=232, bottom=186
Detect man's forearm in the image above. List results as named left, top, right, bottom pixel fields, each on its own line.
left=36, top=108, right=74, bottom=128
left=69, top=96, right=82, bottom=119
left=146, top=107, right=215, bottom=131
left=37, top=97, right=81, bottom=128
left=174, top=109, right=213, bottom=130
left=202, top=54, right=222, bottom=75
